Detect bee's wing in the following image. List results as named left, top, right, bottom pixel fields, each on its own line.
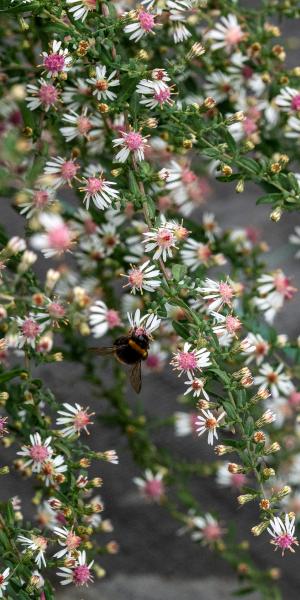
left=130, top=361, right=142, bottom=394
left=89, top=346, right=116, bottom=355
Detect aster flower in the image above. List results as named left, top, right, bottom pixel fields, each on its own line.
left=60, top=107, right=94, bottom=142
left=26, top=78, right=59, bottom=111
left=289, top=226, right=300, bottom=258
left=124, top=9, right=156, bottom=42
left=202, top=212, right=221, bottom=241
left=190, top=513, right=225, bottom=545
left=87, top=65, right=120, bottom=101
left=121, top=260, right=161, bottom=294
left=0, top=568, right=10, bottom=598
left=127, top=308, right=161, bottom=336
left=53, top=526, right=82, bottom=559
left=254, top=363, right=294, bottom=399
left=16, top=315, right=43, bottom=349
left=31, top=213, right=75, bottom=258
left=196, top=409, right=225, bottom=445
left=174, top=411, right=198, bottom=437
left=285, top=115, right=300, bottom=138
left=211, top=311, right=242, bottom=339
left=181, top=239, right=215, bottom=270
left=44, top=156, right=79, bottom=189
left=41, top=40, right=72, bottom=78
left=171, top=342, right=211, bottom=377
left=242, top=333, right=269, bottom=365
left=163, top=161, right=210, bottom=216
left=18, top=188, right=55, bottom=219
left=205, top=14, right=245, bottom=52
left=167, top=0, right=193, bottom=44
left=204, top=71, right=236, bottom=103
left=80, top=173, right=119, bottom=210
left=89, top=300, right=122, bottom=337
left=183, top=373, right=209, bottom=400
left=61, top=78, right=91, bottom=111
left=142, top=218, right=179, bottom=261
left=216, top=463, right=247, bottom=489
left=197, top=278, right=235, bottom=312
left=57, top=550, right=94, bottom=586
left=276, top=87, right=300, bottom=112
left=113, top=129, right=148, bottom=162
left=18, top=432, right=53, bottom=472
left=267, top=514, right=299, bottom=556
left=133, top=469, right=165, bottom=502
left=66, top=0, right=97, bottom=21
left=254, top=270, right=297, bottom=323
left=56, top=403, right=94, bottom=437
left=18, top=534, right=48, bottom=568
left=136, top=79, right=174, bottom=109
left=40, top=455, right=68, bottom=486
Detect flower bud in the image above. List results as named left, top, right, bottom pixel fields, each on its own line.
left=270, top=207, right=282, bottom=222
left=202, top=97, right=216, bottom=109
left=253, top=431, right=266, bottom=444
left=274, top=486, right=291, bottom=500
left=221, top=165, right=233, bottom=177
left=251, top=521, right=269, bottom=536
left=259, top=498, right=270, bottom=510
left=235, top=179, right=244, bottom=193
left=265, top=442, right=280, bottom=455
left=187, top=42, right=205, bottom=60
left=214, top=444, right=235, bottom=456
left=255, top=409, right=276, bottom=427
left=228, top=463, right=244, bottom=474
left=237, top=494, right=255, bottom=505
left=6, top=236, right=26, bottom=255
left=262, top=467, right=275, bottom=479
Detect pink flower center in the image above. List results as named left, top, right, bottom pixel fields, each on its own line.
left=22, top=318, right=41, bottom=339
left=77, top=115, right=92, bottom=135
left=182, top=169, right=197, bottom=184
left=144, top=479, right=164, bottom=499
left=74, top=410, right=91, bottom=431
left=242, top=65, right=253, bottom=79
left=274, top=274, right=296, bottom=299
left=84, top=218, right=97, bottom=234
left=106, top=309, right=121, bottom=328
left=60, top=160, right=78, bottom=181
left=48, top=224, right=72, bottom=251
left=66, top=532, right=82, bottom=550
left=205, top=417, right=217, bottom=430
left=153, top=69, right=165, bottom=80
left=267, top=372, right=278, bottom=384
left=83, top=0, right=96, bottom=7
left=197, top=244, right=212, bottom=261
left=96, top=79, right=108, bottom=91
left=86, top=177, right=103, bottom=194
left=156, top=228, right=175, bottom=247
left=44, top=53, right=65, bottom=73
left=39, top=84, right=58, bottom=106
left=139, top=11, right=155, bottom=31
left=154, top=87, right=171, bottom=105
left=202, top=523, right=222, bottom=541
left=231, top=473, right=246, bottom=488
left=256, top=342, right=268, bottom=355
left=0, top=575, right=4, bottom=584
left=177, top=351, right=197, bottom=371
left=73, top=564, right=91, bottom=586
left=48, top=302, right=65, bottom=318
left=33, top=535, right=48, bottom=551
left=146, top=354, right=159, bottom=368
left=225, top=25, right=243, bottom=47
left=289, top=391, right=300, bottom=407
left=225, top=315, right=241, bottom=334
left=291, top=94, right=300, bottom=111
left=243, top=117, right=257, bottom=136
left=129, top=268, right=144, bottom=288
left=125, top=131, right=143, bottom=151
left=30, top=444, right=49, bottom=462
left=218, top=282, right=234, bottom=303
left=34, top=190, right=50, bottom=209
left=274, top=533, right=295, bottom=550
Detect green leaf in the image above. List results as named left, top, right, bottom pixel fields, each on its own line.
left=0, top=368, right=24, bottom=384
left=172, top=264, right=187, bottom=281
left=172, top=320, right=190, bottom=340
left=238, top=157, right=261, bottom=175
left=222, top=401, right=236, bottom=420
left=233, top=587, right=256, bottom=596
left=256, top=193, right=282, bottom=205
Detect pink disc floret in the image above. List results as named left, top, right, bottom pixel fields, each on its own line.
left=48, top=224, right=72, bottom=252
left=22, top=318, right=41, bottom=339
left=44, top=53, right=65, bottom=74
left=291, top=93, right=300, bottom=111
left=30, top=443, right=49, bottom=462
left=125, top=131, right=144, bottom=151
left=139, top=11, right=155, bottom=31
left=39, top=84, right=58, bottom=106
left=73, top=564, right=92, bottom=586
left=177, top=351, right=198, bottom=372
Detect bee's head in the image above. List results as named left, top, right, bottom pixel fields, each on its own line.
left=132, top=328, right=150, bottom=349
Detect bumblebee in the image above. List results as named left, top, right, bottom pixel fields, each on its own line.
left=90, top=330, right=150, bottom=393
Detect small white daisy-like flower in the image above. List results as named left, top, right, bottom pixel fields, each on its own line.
left=0, top=568, right=10, bottom=598
left=113, top=129, right=149, bottom=162
left=61, top=78, right=91, bottom=111
left=196, top=409, right=225, bottom=446
left=31, top=213, right=75, bottom=258
left=18, top=534, right=48, bottom=569
left=121, top=260, right=161, bottom=294
left=136, top=79, right=174, bottom=109
left=80, top=173, right=119, bottom=210
left=267, top=514, right=299, bottom=556
left=289, top=226, right=300, bottom=258
left=254, top=271, right=297, bottom=324
left=44, top=156, right=79, bottom=189
left=26, top=78, right=59, bottom=111
left=197, top=278, right=235, bottom=312
left=190, top=513, right=225, bottom=544
left=171, top=342, right=211, bottom=377
left=254, top=363, right=294, bottom=399
left=124, top=9, right=156, bottom=42
left=285, top=115, right=300, bottom=139
left=53, top=526, right=82, bottom=559
left=66, top=0, right=97, bottom=21
left=87, top=65, right=120, bottom=101
left=205, top=14, right=245, bottom=52
left=183, top=373, right=209, bottom=400
left=41, top=40, right=72, bottom=78
left=216, top=462, right=247, bottom=489
left=142, top=217, right=180, bottom=261
left=16, top=315, right=43, bottom=349
left=174, top=411, right=198, bottom=437
left=211, top=311, right=242, bottom=339
left=127, top=308, right=161, bottom=336
left=167, top=0, right=193, bottom=44
left=181, top=239, right=215, bottom=270
left=57, top=550, right=94, bottom=586
left=242, top=332, right=269, bottom=365
left=60, top=108, right=93, bottom=142
left=89, top=300, right=122, bottom=338
left=202, top=212, right=221, bottom=241
left=56, top=403, right=94, bottom=437
left=276, top=87, right=300, bottom=112
left=102, top=450, right=119, bottom=464
left=204, top=71, right=236, bottom=103
left=18, top=432, right=53, bottom=472
left=19, top=188, right=55, bottom=219
left=133, top=469, right=165, bottom=502
left=40, top=455, right=68, bottom=486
